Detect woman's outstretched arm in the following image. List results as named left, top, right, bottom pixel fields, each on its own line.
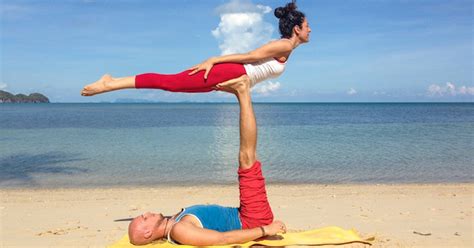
left=189, top=39, right=293, bottom=79
left=213, top=39, right=293, bottom=64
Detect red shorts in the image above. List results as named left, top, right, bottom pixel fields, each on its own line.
left=238, top=161, right=274, bottom=229
left=135, top=63, right=247, bottom=93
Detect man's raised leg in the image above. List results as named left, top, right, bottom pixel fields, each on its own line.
left=227, top=77, right=274, bottom=229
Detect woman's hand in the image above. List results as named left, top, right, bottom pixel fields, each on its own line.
left=263, top=220, right=287, bottom=236
left=188, top=58, right=216, bottom=80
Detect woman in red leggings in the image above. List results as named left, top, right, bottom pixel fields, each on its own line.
left=81, top=1, right=311, bottom=96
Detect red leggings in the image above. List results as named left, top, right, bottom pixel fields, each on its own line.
left=135, top=63, right=247, bottom=92
left=238, top=161, right=274, bottom=229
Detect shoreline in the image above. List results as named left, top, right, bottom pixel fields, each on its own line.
left=2, top=181, right=473, bottom=190
left=1, top=183, right=472, bottom=247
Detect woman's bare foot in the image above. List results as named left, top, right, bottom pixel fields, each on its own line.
left=81, top=74, right=114, bottom=96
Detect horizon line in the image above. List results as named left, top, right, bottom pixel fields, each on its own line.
left=24, top=101, right=474, bottom=104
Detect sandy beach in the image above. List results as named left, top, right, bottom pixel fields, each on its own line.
left=1, top=183, right=472, bottom=247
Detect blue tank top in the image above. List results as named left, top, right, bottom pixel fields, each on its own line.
left=175, top=204, right=242, bottom=232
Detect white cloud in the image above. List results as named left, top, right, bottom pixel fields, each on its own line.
left=373, top=91, right=386, bottom=96
left=215, top=0, right=270, bottom=14
left=0, top=83, right=7, bottom=90
left=427, top=84, right=442, bottom=96
left=446, top=82, right=456, bottom=95
left=252, top=81, right=281, bottom=96
left=212, top=0, right=274, bottom=55
left=427, top=82, right=474, bottom=97
left=347, top=88, right=357, bottom=95
left=458, top=86, right=474, bottom=95
left=215, top=91, right=235, bottom=98
left=256, top=5, right=272, bottom=14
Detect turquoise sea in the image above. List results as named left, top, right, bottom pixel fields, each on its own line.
left=1, top=103, right=473, bottom=188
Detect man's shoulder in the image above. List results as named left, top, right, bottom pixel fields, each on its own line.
left=170, top=221, right=190, bottom=239
left=179, top=215, right=202, bottom=226
left=169, top=218, right=202, bottom=244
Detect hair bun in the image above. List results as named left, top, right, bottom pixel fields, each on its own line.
left=274, top=7, right=288, bottom=19
left=274, top=1, right=298, bottom=19
left=286, top=1, right=297, bottom=12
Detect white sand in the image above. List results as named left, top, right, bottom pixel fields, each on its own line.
left=1, top=183, right=472, bottom=247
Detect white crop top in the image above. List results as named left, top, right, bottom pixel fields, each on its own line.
left=243, top=57, right=286, bottom=87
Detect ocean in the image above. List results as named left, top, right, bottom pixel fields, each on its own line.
left=1, top=103, right=473, bottom=188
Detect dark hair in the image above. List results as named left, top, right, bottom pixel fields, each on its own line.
left=274, top=0, right=306, bottom=38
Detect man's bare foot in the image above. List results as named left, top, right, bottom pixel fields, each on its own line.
left=81, top=74, right=113, bottom=96
left=215, top=75, right=251, bottom=95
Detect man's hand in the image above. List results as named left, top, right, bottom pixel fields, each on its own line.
left=188, top=58, right=216, bottom=79
left=263, top=220, right=287, bottom=236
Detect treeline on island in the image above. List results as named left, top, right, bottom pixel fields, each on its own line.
left=0, top=90, right=50, bottom=103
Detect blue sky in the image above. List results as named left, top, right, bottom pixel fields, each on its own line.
left=1, top=0, right=472, bottom=102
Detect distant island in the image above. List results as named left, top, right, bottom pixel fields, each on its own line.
left=0, top=90, right=50, bottom=103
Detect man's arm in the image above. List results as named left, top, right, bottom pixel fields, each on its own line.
left=171, top=219, right=285, bottom=246
left=170, top=220, right=262, bottom=245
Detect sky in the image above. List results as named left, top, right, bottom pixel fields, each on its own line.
left=1, top=0, right=473, bottom=102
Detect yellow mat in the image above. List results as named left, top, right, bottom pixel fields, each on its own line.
left=108, top=226, right=374, bottom=247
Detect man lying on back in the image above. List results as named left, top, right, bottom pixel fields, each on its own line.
left=127, top=75, right=286, bottom=245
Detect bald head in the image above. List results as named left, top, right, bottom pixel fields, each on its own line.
left=128, top=212, right=165, bottom=245
left=128, top=217, right=149, bottom=245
